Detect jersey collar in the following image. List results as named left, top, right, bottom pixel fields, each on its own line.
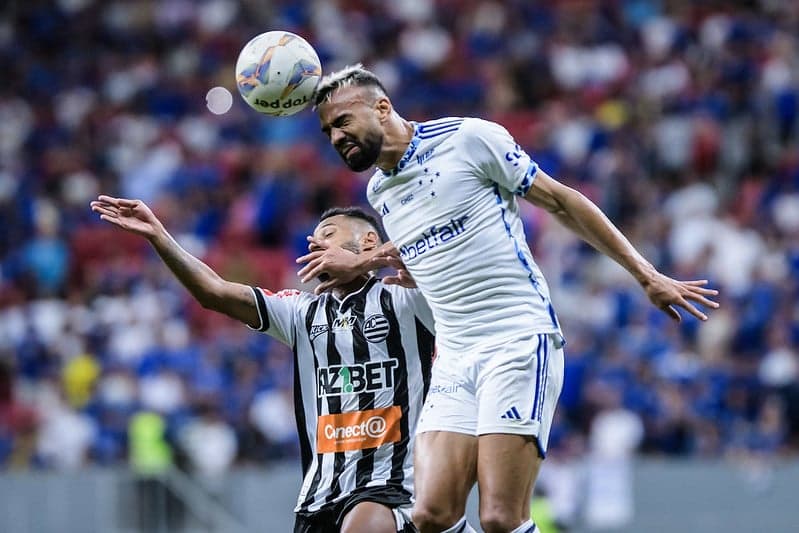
left=380, top=122, right=421, bottom=177
left=331, top=275, right=379, bottom=311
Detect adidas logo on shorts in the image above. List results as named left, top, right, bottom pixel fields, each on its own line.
left=500, top=406, right=522, bottom=420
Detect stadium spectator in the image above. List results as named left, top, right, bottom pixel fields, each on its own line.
left=0, top=0, right=796, bottom=498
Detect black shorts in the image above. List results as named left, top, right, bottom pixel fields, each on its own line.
left=293, top=485, right=416, bottom=533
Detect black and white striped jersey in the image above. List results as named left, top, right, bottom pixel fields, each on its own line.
left=249, top=276, right=435, bottom=514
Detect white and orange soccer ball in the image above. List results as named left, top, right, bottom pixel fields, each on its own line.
left=235, top=30, right=322, bottom=117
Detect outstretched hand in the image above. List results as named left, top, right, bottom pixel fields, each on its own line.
left=90, top=195, right=163, bottom=239
left=296, top=238, right=416, bottom=294
left=642, top=273, right=719, bottom=322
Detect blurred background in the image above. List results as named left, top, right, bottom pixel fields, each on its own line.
left=1, top=0, right=798, bottom=531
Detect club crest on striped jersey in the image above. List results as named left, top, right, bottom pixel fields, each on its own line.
left=363, top=314, right=390, bottom=343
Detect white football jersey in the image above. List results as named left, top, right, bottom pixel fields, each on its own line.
left=367, top=117, right=563, bottom=352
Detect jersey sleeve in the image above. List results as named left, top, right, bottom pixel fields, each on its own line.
left=463, top=118, right=540, bottom=196
left=248, top=287, right=309, bottom=346
left=389, top=286, right=435, bottom=334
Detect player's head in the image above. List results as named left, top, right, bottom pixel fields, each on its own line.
left=314, top=64, right=391, bottom=172
left=313, top=206, right=387, bottom=255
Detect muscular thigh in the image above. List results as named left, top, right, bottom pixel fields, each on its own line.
left=477, top=433, right=542, bottom=521
left=340, top=501, right=398, bottom=533
left=414, top=348, right=480, bottom=517
left=474, top=333, right=564, bottom=521
left=414, top=431, right=478, bottom=518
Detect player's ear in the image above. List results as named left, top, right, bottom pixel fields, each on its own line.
left=360, top=230, right=380, bottom=252
left=374, top=96, right=392, bottom=120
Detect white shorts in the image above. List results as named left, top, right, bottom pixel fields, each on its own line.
left=416, top=333, right=565, bottom=457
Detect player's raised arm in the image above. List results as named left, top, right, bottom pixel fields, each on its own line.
left=90, top=195, right=261, bottom=327
left=523, top=172, right=720, bottom=322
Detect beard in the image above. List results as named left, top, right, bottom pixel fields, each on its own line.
left=340, top=241, right=361, bottom=254
left=338, top=131, right=383, bottom=172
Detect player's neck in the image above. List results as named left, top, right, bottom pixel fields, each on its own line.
left=332, top=274, right=372, bottom=300
left=376, top=116, right=414, bottom=172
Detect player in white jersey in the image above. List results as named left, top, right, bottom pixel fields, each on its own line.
left=90, top=196, right=435, bottom=533
left=297, top=65, right=720, bottom=533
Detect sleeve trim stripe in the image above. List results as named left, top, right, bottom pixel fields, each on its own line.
left=247, top=286, right=270, bottom=332
left=515, top=161, right=538, bottom=196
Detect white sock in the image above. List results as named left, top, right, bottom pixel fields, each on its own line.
left=441, top=515, right=478, bottom=533
left=509, top=519, right=537, bottom=533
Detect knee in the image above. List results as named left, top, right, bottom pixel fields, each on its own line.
left=412, top=504, right=463, bottom=533
left=479, top=508, right=522, bottom=533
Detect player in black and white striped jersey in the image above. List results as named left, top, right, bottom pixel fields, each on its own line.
left=90, top=196, right=434, bottom=533
left=251, top=208, right=434, bottom=529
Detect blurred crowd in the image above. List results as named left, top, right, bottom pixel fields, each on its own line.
left=1, top=0, right=798, bottom=479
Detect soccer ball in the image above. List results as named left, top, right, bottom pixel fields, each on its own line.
left=235, top=31, right=322, bottom=117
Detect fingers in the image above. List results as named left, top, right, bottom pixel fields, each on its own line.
left=95, top=211, right=123, bottom=227
left=680, top=281, right=720, bottom=317
left=691, top=286, right=719, bottom=296
left=661, top=304, right=682, bottom=322
left=92, top=196, right=141, bottom=219
left=651, top=275, right=721, bottom=322
left=368, top=256, right=394, bottom=270
left=383, top=271, right=416, bottom=288
left=90, top=203, right=119, bottom=219
left=295, top=253, right=333, bottom=291
left=296, top=250, right=323, bottom=265
left=91, top=199, right=144, bottom=227
left=680, top=283, right=719, bottom=309
left=396, top=271, right=417, bottom=288
left=679, top=299, right=708, bottom=321
left=368, top=252, right=406, bottom=272
left=99, top=214, right=124, bottom=226
left=681, top=279, right=711, bottom=287
left=680, top=279, right=719, bottom=296
left=658, top=293, right=714, bottom=322
left=686, top=293, right=719, bottom=309
left=297, top=255, right=338, bottom=283
left=96, top=195, right=120, bottom=206
left=382, top=256, right=406, bottom=270
left=117, top=198, right=139, bottom=208
left=313, top=278, right=340, bottom=295
left=90, top=203, right=131, bottom=230
left=96, top=195, right=138, bottom=206
left=90, top=200, right=118, bottom=213
left=297, top=257, right=331, bottom=284
left=95, top=196, right=136, bottom=211
left=299, top=265, right=325, bottom=284
left=668, top=291, right=710, bottom=321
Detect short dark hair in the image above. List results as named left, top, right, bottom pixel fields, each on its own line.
left=313, top=63, right=388, bottom=107
left=320, top=206, right=388, bottom=243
